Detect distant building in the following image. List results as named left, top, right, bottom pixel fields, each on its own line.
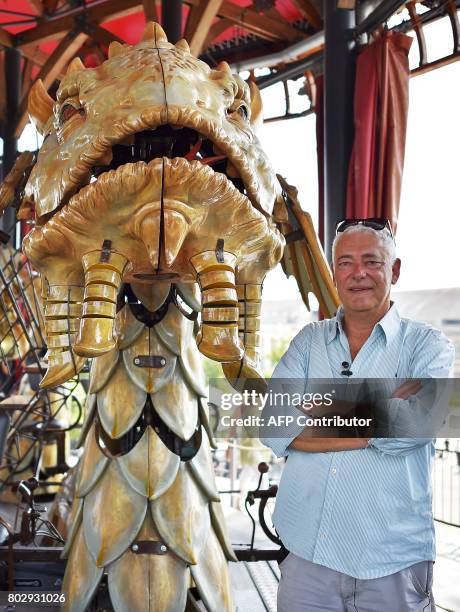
left=261, top=288, right=460, bottom=376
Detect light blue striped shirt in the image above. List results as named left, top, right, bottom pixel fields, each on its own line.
left=260, top=304, right=454, bottom=579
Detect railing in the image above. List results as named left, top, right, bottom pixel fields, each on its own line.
left=433, top=440, right=460, bottom=527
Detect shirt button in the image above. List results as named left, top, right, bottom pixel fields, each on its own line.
left=320, top=532, right=327, bottom=540
left=331, top=468, right=337, bottom=475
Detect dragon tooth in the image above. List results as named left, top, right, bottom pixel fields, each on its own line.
left=216, top=61, right=233, bottom=77
left=108, top=41, right=125, bottom=58
left=175, top=39, right=190, bottom=53
left=66, top=57, right=85, bottom=75
left=163, top=210, right=189, bottom=267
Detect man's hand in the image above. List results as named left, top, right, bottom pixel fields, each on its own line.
left=391, top=379, right=421, bottom=399
left=288, top=437, right=369, bottom=453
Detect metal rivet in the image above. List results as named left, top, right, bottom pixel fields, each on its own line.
left=160, top=358, right=166, bottom=366
left=131, top=544, right=139, bottom=552
left=160, top=544, right=167, bottom=552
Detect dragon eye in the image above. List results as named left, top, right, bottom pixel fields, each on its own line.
left=236, top=104, right=248, bottom=120
left=59, top=104, right=85, bottom=124
left=226, top=103, right=249, bottom=121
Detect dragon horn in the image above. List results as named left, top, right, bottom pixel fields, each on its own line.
left=28, top=79, right=54, bottom=134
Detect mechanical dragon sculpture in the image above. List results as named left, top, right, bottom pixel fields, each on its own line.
left=0, top=22, right=338, bottom=612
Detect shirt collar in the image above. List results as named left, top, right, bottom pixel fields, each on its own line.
left=326, top=302, right=400, bottom=345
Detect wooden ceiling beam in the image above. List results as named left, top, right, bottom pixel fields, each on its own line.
left=15, top=0, right=141, bottom=47
left=15, top=30, right=88, bottom=137
left=42, top=0, right=59, bottom=16
left=202, top=18, right=233, bottom=51
left=291, top=0, right=323, bottom=31
left=15, top=0, right=301, bottom=48
left=27, top=1, right=44, bottom=16
left=214, top=2, right=301, bottom=42
left=142, top=0, right=159, bottom=23
left=88, top=23, right=125, bottom=48
left=0, top=27, right=14, bottom=48
left=185, top=0, right=224, bottom=56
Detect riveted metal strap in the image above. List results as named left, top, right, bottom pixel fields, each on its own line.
left=133, top=355, right=166, bottom=368
left=100, top=239, right=112, bottom=263
left=130, top=540, right=168, bottom=555
left=215, top=238, right=224, bottom=263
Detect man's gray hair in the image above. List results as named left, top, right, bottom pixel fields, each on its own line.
left=332, top=224, right=397, bottom=264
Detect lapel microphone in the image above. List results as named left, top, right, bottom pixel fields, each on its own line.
left=341, top=361, right=353, bottom=376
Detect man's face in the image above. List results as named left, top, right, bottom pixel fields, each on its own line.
left=333, top=231, right=401, bottom=315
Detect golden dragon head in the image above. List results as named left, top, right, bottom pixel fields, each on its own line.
left=21, top=23, right=285, bottom=387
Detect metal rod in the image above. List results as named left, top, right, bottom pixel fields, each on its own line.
left=355, top=0, right=409, bottom=36
left=256, top=52, right=323, bottom=90
left=411, top=50, right=460, bottom=76
left=323, top=2, right=356, bottom=263
left=162, top=0, right=182, bottom=44
left=2, top=48, right=21, bottom=244
left=263, top=108, right=315, bottom=123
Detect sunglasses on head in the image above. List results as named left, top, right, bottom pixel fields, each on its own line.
left=335, top=218, right=394, bottom=240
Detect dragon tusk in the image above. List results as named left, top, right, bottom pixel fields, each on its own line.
left=73, top=249, right=129, bottom=358
left=39, top=284, right=86, bottom=388
left=190, top=249, right=243, bottom=363
left=222, top=283, right=266, bottom=391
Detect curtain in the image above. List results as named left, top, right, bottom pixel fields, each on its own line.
left=346, top=30, right=412, bottom=234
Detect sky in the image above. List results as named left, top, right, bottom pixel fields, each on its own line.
left=9, top=12, right=460, bottom=305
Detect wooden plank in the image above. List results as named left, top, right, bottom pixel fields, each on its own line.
left=202, top=18, right=233, bottom=50
left=142, top=0, right=158, bottom=23
left=291, top=0, right=323, bottom=30
left=0, top=27, right=14, bottom=48
left=20, top=45, right=58, bottom=69
left=16, top=0, right=142, bottom=47
left=0, top=52, right=5, bottom=124
left=17, top=0, right=300, bottom=48
left=215, top=2, right=300, bottom=42
left=26, top=0, right=44, bottom=16
left=42, top=0, right=59, bottom=15
left=185, top=0, right=224, bottom=56
left=0, top=545, right=65, bottom=562
left=89, top=23, right=126, bottom=48
left=21, top=57, right=34, bottom=98
left=15, top=30, right=88, bottom=137
left=0, top=395, right=34, bottom=410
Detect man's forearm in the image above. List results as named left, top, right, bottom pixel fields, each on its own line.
left=289, top=437, right=369, bottom=452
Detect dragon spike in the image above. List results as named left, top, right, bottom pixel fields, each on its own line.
left=175, top=38, right=190, bottom=53
left=66, top=56, right=85, bottom=75
left=28, top=79, right=54, bottom=134
left=141, top=21, right=168, bottom=44
left=248, top=81, right=263, bottom=131
left=216, top=61, right=233, bottom=77
left=108, top=41, right=124, bottom=58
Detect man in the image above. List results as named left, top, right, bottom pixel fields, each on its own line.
left=260, top=219, right=454, bottom=612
